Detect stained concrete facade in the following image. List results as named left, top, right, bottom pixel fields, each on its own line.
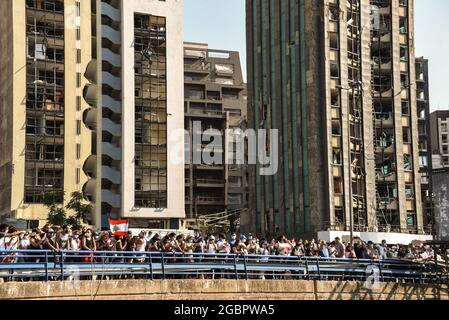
left=0, top=279, right=447, bottom=300
left=415, top=57, right=433, bottom=230
left=245, top=0, right=424, bottom=238
left=432, top=168, right=449, bottom=241
left=83, top=0, right=185, bottom=229
left=430, top=110, right=449, bottom=168
left=183, top=42, right=248, bottom=221
left=0, top=0, right=185, bottom=230
left=0, top=0, right=92, bottom=227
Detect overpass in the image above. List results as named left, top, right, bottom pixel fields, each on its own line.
left=0, top=250, right=448, bottom=300
left=0, top=279, right=448, bottom=300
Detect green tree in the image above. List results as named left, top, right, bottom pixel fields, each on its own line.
left=66, top=191, right=93, bottom=227
left=44, top=192, right=68, bottom=226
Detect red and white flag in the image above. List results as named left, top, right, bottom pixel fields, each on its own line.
left=108, top=219, right=129, bottom=236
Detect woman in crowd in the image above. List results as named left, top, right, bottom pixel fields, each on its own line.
left=345, top=244, right=357, bottom=259
left=81, top=229, right=96, bottom=263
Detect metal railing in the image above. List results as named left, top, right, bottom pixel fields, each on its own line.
left=0, top=250, right=446, bottom=284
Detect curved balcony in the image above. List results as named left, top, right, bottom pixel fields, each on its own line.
left=83, top=83, right=98, bottom=106
left=84, top=59, right=98, bottom=83
left=83, top=107, right=97, bottom=130
left=83, top=179, right=97, bottom=200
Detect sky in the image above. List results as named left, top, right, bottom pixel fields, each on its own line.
left=184, top=0, right=449, bottom=111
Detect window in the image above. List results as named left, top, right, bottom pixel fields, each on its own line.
left=400, top=73, right=408, bottom=89
left=134, top=13, right=167, bottom=209
left=442, top=134, right=448, bottom=144
left=442, top=145, right=449, bottom=155
left=334, top=177, right=343, bottom=195
left=76, top=96, right=81, bottom=111
left=229, top=176, right=242, bottom=187
left=400, top=46, right=408, bottom=61
left=405, top=185, right=414, bottom=199
left=76, top=144, right=81, bottom=159
left=76, top=49, right=81, bottom=64
left=399, top=17, right=408, bottom=34
left=401, top=100, right=410, bottom=115
left=76, top=120, right=81, bottom=135
left=76, top=168, right=81, bottom=184
left=407, top=214, right=415, bottom=227
left=403, top=127, right=411, bottom=144
left=222, top=89, right=240, bottom=100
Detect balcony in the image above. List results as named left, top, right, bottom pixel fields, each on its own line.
left=195, top=196, right=225, bottom=205
left=194, top=179, right=226, bottom=188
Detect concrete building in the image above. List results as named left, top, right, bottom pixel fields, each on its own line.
left=0, top=0, right=92, bottom=228
left=415, top=57, right=433, bottom=231
left=183, top=42, right=248, bottom=222
left=430, top=110, right=449, bottom=168
left=0, top=0, right=185, bottom=230
left=245, top=0, right=427, bottom=241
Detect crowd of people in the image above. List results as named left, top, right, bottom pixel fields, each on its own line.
left=1, top=223, right=447, bottom=264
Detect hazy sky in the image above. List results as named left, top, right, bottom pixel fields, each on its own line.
left=184, top=0, right=449, bottom=111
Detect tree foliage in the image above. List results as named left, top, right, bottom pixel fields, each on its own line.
left=44, top=191, right=92, bottom=227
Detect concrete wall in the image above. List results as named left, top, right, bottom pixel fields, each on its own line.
left=0, top=0, right=14, bottom=218
left=0, top=280, right=447, bottom=300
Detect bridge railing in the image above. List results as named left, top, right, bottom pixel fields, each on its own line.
left=0, top=250, right=446, bottom=284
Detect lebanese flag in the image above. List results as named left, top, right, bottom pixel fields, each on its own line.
left=109, top=219, right=129, bottom=236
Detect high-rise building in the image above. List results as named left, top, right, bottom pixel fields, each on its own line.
left=0, top=0, right=91, bottom=227
left=0, top=0, right=185, bottom=230
left=245, top=0, right=427, bottom=240
left=430, top=110, right=449, bottom=168
left=183, top=42, right=248, bottom=223
left=415, top=57, right=433, bottom=229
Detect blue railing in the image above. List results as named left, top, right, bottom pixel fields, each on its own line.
left=0, top=250, right=446, bottom=284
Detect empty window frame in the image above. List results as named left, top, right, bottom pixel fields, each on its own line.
left=134, top=13, right=168, bottom=209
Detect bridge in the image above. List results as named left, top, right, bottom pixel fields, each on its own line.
left=1, top=250, right=447, bottom=284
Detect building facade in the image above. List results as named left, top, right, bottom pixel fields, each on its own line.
left=430, top=110, right=449, bottom=168
left=415, top=57, right=433, bottom=230
left=432, top=168, right=449, bottom=241
left=245, top=0, right=425, bottom=238
left=0, top=0, right=92, bottom=227
left=184, top=42, right=248, bottom=222
left=0, top=0, right=185, bottom=230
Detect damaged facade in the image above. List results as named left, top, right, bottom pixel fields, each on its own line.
left=245, top=0, right=425, bottom=238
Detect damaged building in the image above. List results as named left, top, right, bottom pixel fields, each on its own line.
left=245, top=0, right=430, bottom=242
